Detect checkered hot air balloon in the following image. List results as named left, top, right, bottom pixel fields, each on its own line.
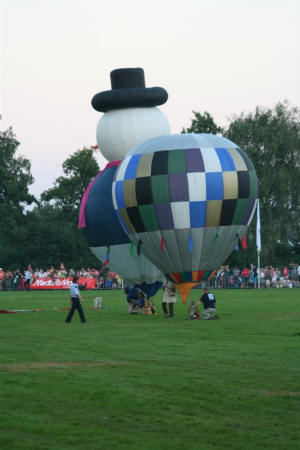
left=112, top=133, right=258, bottom=302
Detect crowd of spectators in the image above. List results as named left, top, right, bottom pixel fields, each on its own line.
left=0, top=262, right=299, bottom=291
left=209, top=263, right=300, bottom=289
left=0, top=263, right=122, bottom=291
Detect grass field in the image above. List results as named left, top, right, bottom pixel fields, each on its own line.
left=0, top=288, right=299, bottom=450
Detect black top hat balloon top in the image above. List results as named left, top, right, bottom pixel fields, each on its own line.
left=92, top=68, right=168, bottom=113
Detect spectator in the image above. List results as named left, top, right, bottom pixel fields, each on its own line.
left=0, top=268, right=6, bottom=290
left=249, top=265, right=257, bottom=288
left=14, top=270, right=23, bottom=290
left=271, top=267, right=277, bottom=287
left=24, top=267, right=32, bottom=290
left=232, top=266, right=241, bottom=288
left=98, top=277, right=104, bottom=289
left=49, top=266, right=55, bottom=279
left=5, top=270, right=13, bottom=290
left=259, top=268, right=266, bottom=288
left=224, top=265, right=231, bottom=288
left=241, top=267, right=249, bottom=288
left=283, top=266, right=289, bottom=279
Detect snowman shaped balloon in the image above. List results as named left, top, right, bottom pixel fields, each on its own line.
left=91, top=68, right=170, bottom=161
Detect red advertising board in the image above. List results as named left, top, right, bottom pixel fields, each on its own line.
left=30, top=278, right=96, bottom=290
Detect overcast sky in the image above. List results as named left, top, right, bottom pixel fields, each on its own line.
left=2, top=0, right=300, bottom=198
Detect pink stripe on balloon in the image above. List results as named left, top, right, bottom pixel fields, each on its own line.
left=78, top=160, right=120, bottom=229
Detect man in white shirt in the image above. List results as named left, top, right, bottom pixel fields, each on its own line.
left=162, top=280, right=177, bottom=318
left=24, top=268, right=32, bottom=291
left=65, top=276, right=86, bottom=323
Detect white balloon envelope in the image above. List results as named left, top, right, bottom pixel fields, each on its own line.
left=96, top=107, right=170, bottom=162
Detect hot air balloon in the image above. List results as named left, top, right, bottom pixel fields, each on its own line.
left=112, top=133, right=258, bottom=302
left=91, top=68, right=170, bottom=162
left=78, top=161, right=164, bottom=298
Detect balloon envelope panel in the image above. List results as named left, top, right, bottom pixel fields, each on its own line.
left=112, top=133, right=258, bottom=283
left=90, top=243, right=164, bottom=286
left=82, top=164, right=128, bottom=247
left=96, top=107, right=170, bottom=162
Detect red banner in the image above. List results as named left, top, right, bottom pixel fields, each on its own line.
left=30, top=278, right=96, bottom=290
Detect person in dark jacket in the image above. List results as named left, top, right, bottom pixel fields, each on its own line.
left=125, top=284, right=139, bottom=314
left=196, top=287, right=220, bottom=320
left=15, top=270, right=24, bottom=290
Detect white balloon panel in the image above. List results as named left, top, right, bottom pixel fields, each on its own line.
left=96, top=107, right=170, bottom=162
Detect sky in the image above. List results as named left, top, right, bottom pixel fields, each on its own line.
left=1, top=0, right=300, bottom=198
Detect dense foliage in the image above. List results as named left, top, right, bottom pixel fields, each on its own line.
left=0, top=128, right=36, bottom=232
left=41, top=148, right=100, bottom=212
left=1, top=101, right=299, bottom=270
left=181, top=111, right=223, bottom=135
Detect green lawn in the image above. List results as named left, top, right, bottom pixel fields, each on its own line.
left=0, top=288, right=299, bottom=450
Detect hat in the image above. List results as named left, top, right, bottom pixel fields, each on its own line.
left=91, top=68, right=168, bottom=113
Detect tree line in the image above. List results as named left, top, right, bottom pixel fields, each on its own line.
left=0, top=101, right=299, bottom=270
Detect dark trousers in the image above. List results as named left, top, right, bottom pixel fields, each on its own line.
left=24, top=279, right=31, bottom=290
left=16, top=279, right=24, bottom=290
left=162, top=302, right=174, bottom=317
left=65, top=298, right=86, bottom=323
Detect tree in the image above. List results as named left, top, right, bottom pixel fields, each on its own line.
left=1, top=204, right=101, bottom=270
left=0, top=127, right=36, bottom=232
left=181, top=111, right=223, bottom=134
left=225, top=101, right=300, bottom=265
left=41, top=147, right=100, bottom=213
left=0, top=127, right=37, bottom=268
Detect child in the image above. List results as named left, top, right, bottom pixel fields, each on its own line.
left=188, top=301, right=200, bottom=320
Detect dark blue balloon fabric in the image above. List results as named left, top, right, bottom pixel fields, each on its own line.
left=82, top=165, right=130, bottom=247
left=136, top=281, right=163, bottom=298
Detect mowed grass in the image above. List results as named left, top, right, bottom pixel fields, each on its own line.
left=0, top=288, right=299, bottom=450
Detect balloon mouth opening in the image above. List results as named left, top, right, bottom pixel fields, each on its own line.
left=175, top=283, right=198, bottom=304
left=174, top=271, right=217, bottom=304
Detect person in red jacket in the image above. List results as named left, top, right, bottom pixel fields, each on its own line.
left=283, top=266, right=289, bottom=279
left=241, top=267, right=249, bottom=288
left=0, top=268, right=5, bottom=290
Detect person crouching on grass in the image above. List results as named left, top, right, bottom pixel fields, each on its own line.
left=195, top=287, right=220, bottom=320
left=65, top=276, right=87, bottom=323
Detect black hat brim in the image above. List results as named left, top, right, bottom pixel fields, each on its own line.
left=91, top=87, right=168, bottom=113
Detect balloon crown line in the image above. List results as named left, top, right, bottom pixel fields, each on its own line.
left=91, top=67, right=168, bottom=113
